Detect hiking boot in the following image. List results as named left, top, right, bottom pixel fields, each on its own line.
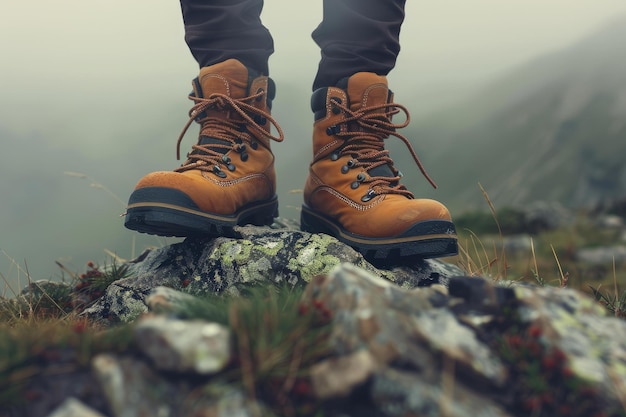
left=301, top=72, right=458, bottom=262
left=124, top=59, right=284, bottom=237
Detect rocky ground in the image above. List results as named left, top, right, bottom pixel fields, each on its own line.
left=1, top=222, right=626, bottom=417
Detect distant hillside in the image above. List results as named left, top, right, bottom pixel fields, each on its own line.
left=403, top=17, right=626, bottom=212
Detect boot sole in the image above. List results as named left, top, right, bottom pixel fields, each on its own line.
left=124, top=187, right=278, bottom=237
left=300, top=204, right=458, bottom=263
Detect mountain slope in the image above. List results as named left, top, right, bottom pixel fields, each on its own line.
left=403, top=16, right=626, bottom=211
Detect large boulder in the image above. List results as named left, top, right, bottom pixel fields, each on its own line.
left=84, top=224, right=462, bottom=323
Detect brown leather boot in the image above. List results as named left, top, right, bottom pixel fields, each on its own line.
left=301, top=72, right=457, bottom=262
left=125, top=59, right=284, bottom=237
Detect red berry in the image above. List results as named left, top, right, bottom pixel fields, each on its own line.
left=528, top=341, right=542, bottom=356
left=507, top=334, right=522, bottom=348
left=182, top=279, right=191, bottom=287
left=523, top=396, right=540, bottom=410
left=292, top=379, right=311, bottom=396
left=72, top=320, right=88, bottom=334
left=542, top=356, right=556, bottom=371
left=87, top=261, right=95, bottom=268
left=528, top=325, right=542, bottom=338
left=552, top=348, right=566, bottom=364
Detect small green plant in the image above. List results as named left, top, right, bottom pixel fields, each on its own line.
left=72, top=260, right=130, bottom=311
left=589, top=286, right=626, bottom=318
left=161, top=284, right=331, bottom=417
left=0, top=319, right=135, bottom=408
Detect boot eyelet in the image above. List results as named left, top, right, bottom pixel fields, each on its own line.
left=341, top=165, right=349, bottom=174
left=361, top=190, right=376, bottom=202
left=227, top=163, right=236, bottom=171
left=356, top=173, right=366, bottom=182
left=221, top=155, right=231, bottom=163
left=240, top=152, right=249, bottom=162
left=347, top=159, right=356, bottom=168
left=330, top=97, right=342, bottom=114
left=326, top=125, right=340, bottom=136
left=351, top=181, right=360, bottom=189
left=237, top=144, right=247, bottom=152
left=254, top=115, right=267, bottom=125
left=213, top=165, right=227, bottom=178
left=330, top=152, right=339, bottom=161
left=255, top=88, right=264, bottom=102
left=250, top=141, right=259, bottom=150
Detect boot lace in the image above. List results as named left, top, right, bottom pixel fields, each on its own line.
left=331, top=99, right=437, bottom=198
left=174, top=90, right=284, bottom=174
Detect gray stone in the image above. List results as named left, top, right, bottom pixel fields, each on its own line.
left=92, top=354, right=180, bottom=417
left=576, top=245, right=626, bottom=264
left=45, top=398, right=106, bottom=417
left=85, top=226, right=462, bottom=323
left=371, top=368, right=513, bottom=417
left=311, top=350, right=380, bottom=399
left=302, top=263, right=507, bottom=413
left=135, top=316, right=231, bottom=374
left=145, top=285, right=202, bottom=313
left=514, top=284, right=626, bottom=409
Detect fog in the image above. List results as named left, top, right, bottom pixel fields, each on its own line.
left=1, top=1, right=625, bottom=286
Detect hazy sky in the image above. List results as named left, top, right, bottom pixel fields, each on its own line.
left=1, top=1, right=626, bottom=282
left=2, top=1, right=626, bottom=141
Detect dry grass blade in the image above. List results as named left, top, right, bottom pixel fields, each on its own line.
left=530, top=237, right=543, bottom=286
left=551, top=245, right=566, bottom=287
left=64, top=171, right=126, bottom=208
left=478, top=182, right=502, bottom=237
left=478, top=183, right=508, bottom=279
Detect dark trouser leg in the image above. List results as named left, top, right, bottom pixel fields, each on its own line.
left=179, top=0, right=274, bottom=74
left=312, top=0, right=406, bottom=90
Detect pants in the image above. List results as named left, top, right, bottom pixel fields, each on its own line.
left=179, top=0, right=406, bottom=90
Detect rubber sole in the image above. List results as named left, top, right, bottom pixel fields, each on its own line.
left=300, top=204, right=458, bottom=264
left=124, top=187, right=278, bottom=238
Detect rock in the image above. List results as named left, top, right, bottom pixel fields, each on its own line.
left=84, top=226, right=463, bottom=323
left=45, top=398, right=106, bottom=417
left=594, top=214, right=625, bottom=229
left=91, top=354, right=263, bottom=417
left=514, top=284, right=626, bottom=410
left=92, top=354, right=181, bottom=417
left=13, top=226, right=626, bottom=417
left=301, top=263, right=507, bottom=414
left=145, top=286, right=203, bottom=312
left=522, top=201, right=572, bottom=233
left=134, top=316, right=231, bottom=374
left=301, top=263, right=626, bottom=416
left=371, top=368, right=512, bottom=417
left=311, top=350, right=380, bottom=399
left=576, top=245, right=626, bottom=264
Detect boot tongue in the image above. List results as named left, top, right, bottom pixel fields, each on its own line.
left=346, top=72, right=389, bottom=112
left=345, top=73, right=396, bottom=179
left=196, top=58, right=249, bottom=100
left=194, top=59, right=250, bottom=155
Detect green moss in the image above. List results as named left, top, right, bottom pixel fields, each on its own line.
left=212, top=240, right=254, bottom=268
left=287, top=234, right=342, bottom=282
left=255, top=238, right=285, bottom=257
